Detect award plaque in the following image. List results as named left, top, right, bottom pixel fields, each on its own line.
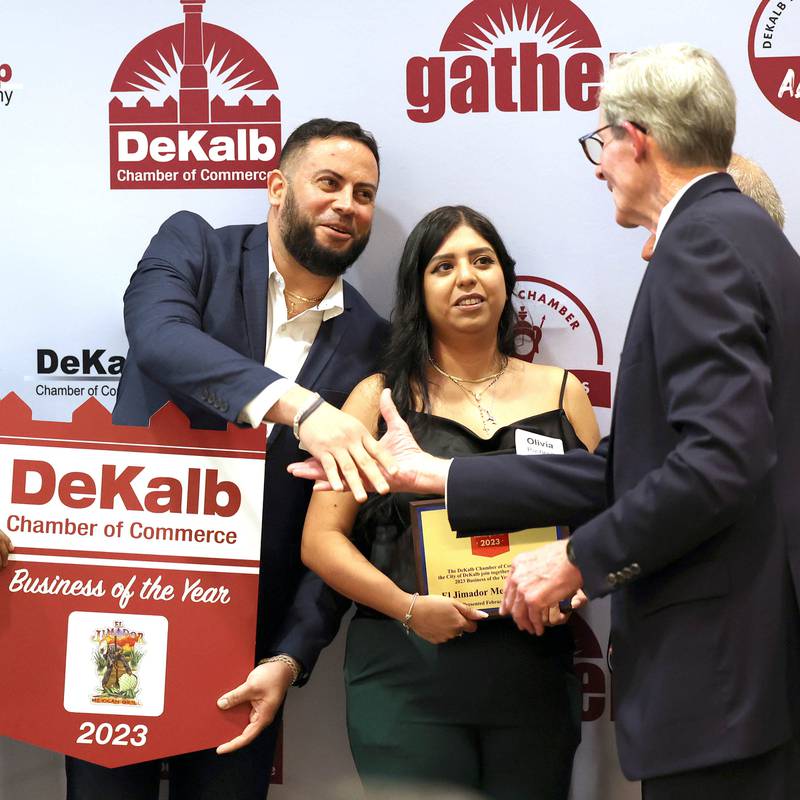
left=410, top=498, right=567, bottom=616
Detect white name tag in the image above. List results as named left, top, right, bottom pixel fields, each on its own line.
left=515, top=430, right=565, bottom=456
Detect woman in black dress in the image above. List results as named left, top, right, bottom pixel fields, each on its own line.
left=301, top=206, right=599, bottom=799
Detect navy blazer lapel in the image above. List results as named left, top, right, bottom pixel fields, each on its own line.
left=241, top=223, right=269, bottom=363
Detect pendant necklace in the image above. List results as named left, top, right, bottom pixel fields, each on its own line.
left=429, top=356, right=508, bottom=434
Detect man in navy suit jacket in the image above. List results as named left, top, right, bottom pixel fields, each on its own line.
left=65, top=119, right=391, bottom=799
left=293, top=47, right=800, bottom=797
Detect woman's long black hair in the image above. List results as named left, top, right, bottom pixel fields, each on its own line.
left=382, top=206, right=518, bottom=421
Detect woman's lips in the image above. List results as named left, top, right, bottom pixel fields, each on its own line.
left=453, top=294, right=485, bottom=310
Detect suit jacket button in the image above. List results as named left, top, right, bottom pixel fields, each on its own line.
left=221, top=401, right=229, bottom=412
left=630, top=563, right=641, bottom=576
left=607, top=572, right=618, bottom=586
left=622, top=567, right=633, bottom=581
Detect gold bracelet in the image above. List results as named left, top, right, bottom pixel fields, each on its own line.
left=402, top=592, right=419, bottom=635
left=258, top=654, right=301, bottom=685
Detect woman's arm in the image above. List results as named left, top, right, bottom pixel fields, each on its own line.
left=563, top=372, right=601, bottom=452
left=301, top=375, right=485, bottom=643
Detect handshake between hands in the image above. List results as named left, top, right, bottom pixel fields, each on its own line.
left=288, top=388, right=587, bottom=637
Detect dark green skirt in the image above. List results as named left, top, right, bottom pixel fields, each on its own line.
left=345, top=615, right=582, bottom=800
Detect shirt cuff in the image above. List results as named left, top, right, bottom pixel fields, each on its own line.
left=237, top=378, right=293, bottom=428
left=443, top=458, right=454, bottom=507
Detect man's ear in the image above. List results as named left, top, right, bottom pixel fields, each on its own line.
left=623, top=121, right=649, bottom=163
left=267, top=169, right=288, bottom=208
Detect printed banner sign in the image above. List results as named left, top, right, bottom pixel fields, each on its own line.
left=0, top=395, right=266, bottom=767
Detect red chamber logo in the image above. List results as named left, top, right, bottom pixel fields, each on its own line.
left=749, top=0, right=800, bottom=122
left=513, top=276, right=610, bottom=408
left=406, top=0, right=605, bottom=122
left=109, top=0, right=281, bottom=190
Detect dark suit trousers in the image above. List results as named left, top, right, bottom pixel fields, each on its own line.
left=641, top=733, right=800, bottom=800
left=65, top=710, right=281, bottom=800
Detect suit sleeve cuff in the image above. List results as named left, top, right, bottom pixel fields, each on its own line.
left=237, top=378, right=293, bottom=428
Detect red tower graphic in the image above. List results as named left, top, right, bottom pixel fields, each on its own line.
left=179, top=1, right=210, bottom=123
left=109, top=0, right=281, bottom=190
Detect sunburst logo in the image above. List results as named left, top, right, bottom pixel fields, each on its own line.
left=406, top=0, right=605, bottom=122
left=109, top=0, right=281, bottom=190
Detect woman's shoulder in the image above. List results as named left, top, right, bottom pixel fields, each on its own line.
left=508, top=359, right=590, bottom=412
left=510, top=358, right=568, bottom=388
left=347, top=373, right=386, bottom=406
left=341, top=374, right=386, bottom=433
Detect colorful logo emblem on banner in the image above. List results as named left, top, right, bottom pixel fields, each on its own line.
left=109, top=0, right=281, bottom=189
left=748, top=0, right=800, bottom=122
left=91, top=621, right=146, bottom=706
left=513, top=276, right=610, bottom=408
left=406, top=0, right=604, bottom=122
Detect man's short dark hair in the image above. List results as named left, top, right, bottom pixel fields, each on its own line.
left=280, top=118, right=380, bottom=175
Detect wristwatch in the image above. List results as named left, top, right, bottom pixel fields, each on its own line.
left=565, top=538, right=578, bottom=566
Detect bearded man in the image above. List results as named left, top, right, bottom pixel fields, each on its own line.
left=65, top=118, right=392, bottom=800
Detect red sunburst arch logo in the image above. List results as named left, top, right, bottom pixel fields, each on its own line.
left=440, top=0, right=601, bottom=52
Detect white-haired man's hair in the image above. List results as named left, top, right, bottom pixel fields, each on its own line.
left=600, top=43, right=736, bottom=169
left=728, top=153, right=785, bottom=229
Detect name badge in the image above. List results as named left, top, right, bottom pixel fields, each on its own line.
left=514, top=430, right=564, bottom=456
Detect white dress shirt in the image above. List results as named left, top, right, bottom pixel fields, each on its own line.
left=238, top=240, right=344, bottom=434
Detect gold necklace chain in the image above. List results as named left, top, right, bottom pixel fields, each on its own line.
left=428, top=356, right=508, bottom=384
left=429, top=357, right=508, bottom=433
left=284, top=287, right=328, bottom=316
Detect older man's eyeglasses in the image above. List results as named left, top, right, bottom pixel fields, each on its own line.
left=578, top=122, right=647, bottom=165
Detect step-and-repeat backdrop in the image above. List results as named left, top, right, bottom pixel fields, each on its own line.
left=1, top=0, right=797, bottom=797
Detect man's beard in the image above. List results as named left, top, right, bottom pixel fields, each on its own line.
left=279, top=188, right=371, bottom=278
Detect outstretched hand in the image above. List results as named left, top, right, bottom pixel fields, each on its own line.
left=288, top=389, right=451, bottom=497
left=215, top=660, right=294, bottom=754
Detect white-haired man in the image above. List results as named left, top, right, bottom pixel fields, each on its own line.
left=293, top=44, right=800, bottom=797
